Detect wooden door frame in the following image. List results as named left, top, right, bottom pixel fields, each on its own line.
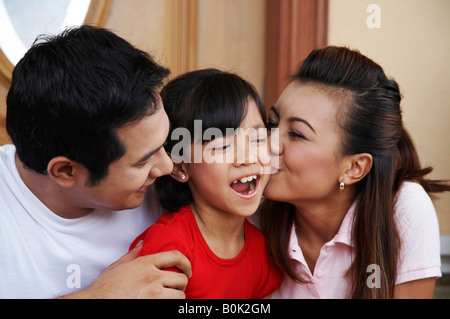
left=264, top=0, right=328, bottom=108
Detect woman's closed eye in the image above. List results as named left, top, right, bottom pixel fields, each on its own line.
left=288, top=130, right=307, bottom=140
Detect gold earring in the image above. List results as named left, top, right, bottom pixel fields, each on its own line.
left=339, top=181, right=345, bottom=193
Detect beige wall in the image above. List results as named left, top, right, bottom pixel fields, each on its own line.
left=0, top=0, right=266, bottom=145
left=328, top=0, right=450, bottom=233
left=0, top=85, right=8, bottom=145
left=104, top=0, right=266, bottom=91
left=196, top=0, right=266, bottom=92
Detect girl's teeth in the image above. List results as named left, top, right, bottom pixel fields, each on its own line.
left=236, top=175, right=257, bottom=184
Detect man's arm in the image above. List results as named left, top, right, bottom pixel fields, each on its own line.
left=58, top=243, right=192, bottom=299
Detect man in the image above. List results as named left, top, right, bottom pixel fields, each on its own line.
left=0, top=26, right=191, bottom=298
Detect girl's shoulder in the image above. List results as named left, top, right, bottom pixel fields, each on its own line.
left=137, top=205, right=195, bottom=257
left=244, top=219, right=268, bottom=249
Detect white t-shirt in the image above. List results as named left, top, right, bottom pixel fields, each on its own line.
left=273, top=181, right=442, bottom=298
left=0, top=145, right=163, bottom=298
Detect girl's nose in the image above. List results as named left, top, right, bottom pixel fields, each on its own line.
left=269, top=128, right=283, bottom=156
left=234, top=133, right=257, bottom=166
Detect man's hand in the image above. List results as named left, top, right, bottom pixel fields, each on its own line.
left=60, top=243, right=192, bottom=299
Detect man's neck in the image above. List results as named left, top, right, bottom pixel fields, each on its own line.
left=15, top=155, right=93, bottom=219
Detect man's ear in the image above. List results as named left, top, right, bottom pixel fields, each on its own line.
left=170, top=163, right=189, bottom=183
left=47, top=156, right=80, bottom=188
left=342, top=153, right=373, bottom=186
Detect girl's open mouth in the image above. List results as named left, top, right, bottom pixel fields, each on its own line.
left=230, top=175, right=260, bottom=199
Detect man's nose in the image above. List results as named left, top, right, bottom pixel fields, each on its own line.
left=150, top=148, right=174, bottom=178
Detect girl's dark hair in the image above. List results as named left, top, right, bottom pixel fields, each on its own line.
left=261, top=46, right=450, bottom=299
left=7, top=25, right=169, bottom=185
left=156, top=68, right=266, bottom=212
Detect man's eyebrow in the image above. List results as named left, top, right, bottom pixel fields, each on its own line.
left=136, top=145, right=164, bottom=164
left=136, top=122, right=172, bottom=164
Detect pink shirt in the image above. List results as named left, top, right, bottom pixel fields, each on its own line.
left=272, top=182, right=442, bottom=299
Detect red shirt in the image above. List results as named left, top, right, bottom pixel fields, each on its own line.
left=130, top=205, right=284, bottom=299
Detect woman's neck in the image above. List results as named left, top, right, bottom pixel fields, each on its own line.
left=293, top=193, right=354, bottom=245
left=190, top=203, right=246, bottom=259
left=291, top=191, right=355, bottom=274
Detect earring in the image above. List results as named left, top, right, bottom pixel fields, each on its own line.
left=181, top=174, right=186, bottom=180
left=339, top=181, right=345, bottom=193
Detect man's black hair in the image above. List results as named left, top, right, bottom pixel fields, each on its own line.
left=6, top=25, right=170, bottom=185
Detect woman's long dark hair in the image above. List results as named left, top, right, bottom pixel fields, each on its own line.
left=261, top=46, right=450, bottom=299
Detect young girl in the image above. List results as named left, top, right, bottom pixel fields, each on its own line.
left=130, top=69, right=284, bottom=298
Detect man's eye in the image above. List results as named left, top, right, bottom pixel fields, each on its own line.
left=137, top=161, right=150, bottom=167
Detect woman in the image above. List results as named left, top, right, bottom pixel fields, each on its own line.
left=261, top=46, right=450, bottom=299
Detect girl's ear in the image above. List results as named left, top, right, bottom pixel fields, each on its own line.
left=171, top=163, right=190, bottom=183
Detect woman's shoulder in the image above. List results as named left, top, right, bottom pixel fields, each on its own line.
left=395, top=181, right=438, bottom=233
left=395, top=181, right=434, bottom=212
left=394, top=184, right=441, bottom=283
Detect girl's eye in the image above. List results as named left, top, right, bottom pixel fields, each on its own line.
left=288, top=130, right=306, bottom=140
left=212, top=144, right=230, bottom=151
left=252, top=133, right=267, bottom=143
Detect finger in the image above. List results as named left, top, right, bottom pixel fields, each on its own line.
left=160, top=270, right=189, bottom=291
left=145, top=250, right=192, bottom=278
left=156, top=287, right=186, bottom=299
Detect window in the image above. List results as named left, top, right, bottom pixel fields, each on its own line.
left=0, top=0, right=111, bottom=86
